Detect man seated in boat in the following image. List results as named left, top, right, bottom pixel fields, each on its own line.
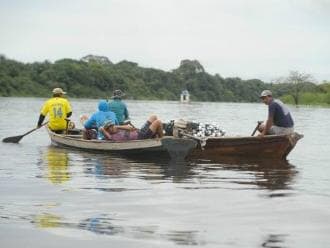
left=108, top=89, right=129, bottom=125
left=82, top=100, right=119, bottom=139
left=37, top=87, right=72, bottom=134
left=258, top=90, right=294, bottom=136
left=99, top=115, right=164, bottom=141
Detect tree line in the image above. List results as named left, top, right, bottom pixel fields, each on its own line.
left=0, top=54, right=329, bottom=105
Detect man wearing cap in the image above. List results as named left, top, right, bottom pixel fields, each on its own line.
left=108, top=89, right=129, bottom=125
left=37, top=87, right=72, bottom=133
left=258, top=90, right=294, bottom=136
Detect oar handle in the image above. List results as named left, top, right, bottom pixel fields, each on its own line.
left=251, top=121, right=263, bottom=136
left=23, top=121, right=49, bottom=137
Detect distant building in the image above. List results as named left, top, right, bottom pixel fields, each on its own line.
left=180, top=90, right=190, bottom=103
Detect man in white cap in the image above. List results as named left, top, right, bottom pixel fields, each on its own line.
left=37, top=87, right=72, bottom=133
left=258, top=90, right=294, bottom=136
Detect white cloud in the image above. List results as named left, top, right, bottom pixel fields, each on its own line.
left=0, top=0, right=329, bottom=81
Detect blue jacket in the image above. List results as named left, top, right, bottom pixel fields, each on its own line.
left=84, top=100, right=118, bottom=139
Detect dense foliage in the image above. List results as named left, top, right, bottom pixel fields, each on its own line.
left=0, top=55, right=329, bottom=105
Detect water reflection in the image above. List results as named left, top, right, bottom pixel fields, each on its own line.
left=39, top=146, right=298, bottom=196
left=41, top=147, right=70, bottom=184
left=33, top=212, right=123, bottom=235
left=164, top=230, right=204, bottom=246
left=261, top=234, right=288, bottom=248
left=33, top=211, right=204, bottom=245
left=194, top=157, right=298, bottom=196
left=33, top=147, right=299, bottom=245
left=119, top=153, right=196, bottom=182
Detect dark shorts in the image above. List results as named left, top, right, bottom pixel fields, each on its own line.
left=84, top=129, right=97, bottom=140
left=137, top=121, right=155, bottom=139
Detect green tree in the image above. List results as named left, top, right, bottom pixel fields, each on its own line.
left=283, top=71, right=314, bottom=105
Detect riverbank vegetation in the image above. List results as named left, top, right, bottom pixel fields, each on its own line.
left=0, top=55, right=329, bottom=106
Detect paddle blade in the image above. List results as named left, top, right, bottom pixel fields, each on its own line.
left=2, top=122, right=48, bottom=144
left=2, top=135, right=24, bottom=143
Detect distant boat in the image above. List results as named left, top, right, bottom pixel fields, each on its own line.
left=180, top=90, right=190, bottom=103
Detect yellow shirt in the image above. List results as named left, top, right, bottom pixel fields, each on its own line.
left=40, top=97, right=72, bottom=131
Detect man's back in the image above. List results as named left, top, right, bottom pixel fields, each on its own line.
left=108, top=99, right=128, bottom=124
left=269, top=99, right=294, bottom=128
left=41, top=97, right=72, bottom=131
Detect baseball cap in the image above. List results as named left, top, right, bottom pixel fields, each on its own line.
left=52, top=88, right=66, bottom=95
left=260, top=90, right=272, bottom=98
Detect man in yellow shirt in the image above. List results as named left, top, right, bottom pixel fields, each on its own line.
left=37, top=88, right=72, bottom=133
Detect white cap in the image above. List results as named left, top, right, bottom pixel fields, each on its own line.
left=260, top=90, right=272, bottom=98
left=52, top=88, right=66, bottom=95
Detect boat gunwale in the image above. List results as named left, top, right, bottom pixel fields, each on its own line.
left=49, top=129, right=302, bottom=145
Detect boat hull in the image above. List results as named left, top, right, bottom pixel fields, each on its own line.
left=191, top=133, right=303, bottom=160
left=47, top=129, right=303, bottom=160
left=48, top=129, right=166, bottom=155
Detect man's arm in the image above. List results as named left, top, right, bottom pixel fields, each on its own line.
left=65, top=100, right=72, bottom=118
left=260, top=118, right=273, bottom=136
left=116, top=124, right=135, bottom=131
left=100, top=127, right=112, bottom=140
left=124, top=106, right=129, bottom=120
left=260, top=104, right=275, bottom=136
left=84, top=114, right=96, bottom=129
left=37, top=114, right=45, bottom=127
left=38, top=101, right=49, bottom=127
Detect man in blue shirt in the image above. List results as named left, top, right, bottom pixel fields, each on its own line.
left=258, top=90, right=294, bottom=136
left=108, top=89, right=129, bottom=125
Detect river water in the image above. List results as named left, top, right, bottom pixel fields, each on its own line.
left=0, top=97, right=329, bottom=248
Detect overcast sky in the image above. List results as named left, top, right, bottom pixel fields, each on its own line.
left=1, top=0, right=329, bottom=82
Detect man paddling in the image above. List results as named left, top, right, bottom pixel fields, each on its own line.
left=258, top=90, right=294, bottom=136
left=37, top=87, right=72, bottom=133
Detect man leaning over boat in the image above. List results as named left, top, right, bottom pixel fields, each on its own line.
left=99, top=115, right=164, bottom=141
left=258, top=90, right=294, bottom=136
left=82, top=100, right=119, bottom=140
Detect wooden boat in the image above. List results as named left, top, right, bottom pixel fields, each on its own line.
left=47, top=128, right=165, bottom=152
left=47, top=128, right=303, bottom=160
left=189, top=132, right=303, bottom=160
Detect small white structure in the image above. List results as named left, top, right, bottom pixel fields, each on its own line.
left=180, top=90, right=190, bottom=103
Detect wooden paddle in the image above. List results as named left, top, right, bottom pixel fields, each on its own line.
left=2, top=122, right=49, bottom=143
left=251, top=121, right=263, bottom=136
